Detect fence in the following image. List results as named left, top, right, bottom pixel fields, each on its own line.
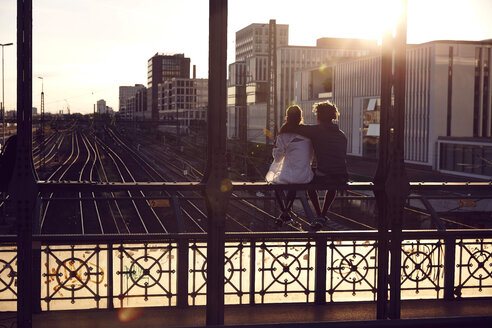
left=1, top=230, right=491, bottom=313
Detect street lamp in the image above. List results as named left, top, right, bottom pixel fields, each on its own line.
left=1, top=42, right=13, bottom=148
left=38, top=76, right=45, bottom=169
left=38, top=76, right=44, bottom=117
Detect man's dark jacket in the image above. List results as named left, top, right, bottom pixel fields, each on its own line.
left=296, top=122, right=348, bottom=176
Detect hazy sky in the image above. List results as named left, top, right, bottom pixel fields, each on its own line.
left=1, top=0, right=491, bottom=114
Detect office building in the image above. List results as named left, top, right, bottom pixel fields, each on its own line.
left=119, top=84, right=145, bottom=120
left=296, top=40, right=492, bottom=178
left=227, top=21, right=376, bottom=143
left=147, top=53, right=191, bottom=120
left=125, top=97, right=136, bottom=119
left=276, top=40, right=376, bottom=131
left=235, top=23, right=289, bottom=62
left=96, top=99, right=106, bottom=114
left=158, top=77, right=208, bottom=134
left=135, top=87, right=148, bottom=120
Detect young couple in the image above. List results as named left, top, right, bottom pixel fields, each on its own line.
left=265, top=101, right=348, bottom=228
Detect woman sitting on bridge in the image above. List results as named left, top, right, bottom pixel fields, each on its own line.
left=266, top=105, right=313, bottom=224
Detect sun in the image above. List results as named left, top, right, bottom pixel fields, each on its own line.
left=290, top=0, right=407, bottom=46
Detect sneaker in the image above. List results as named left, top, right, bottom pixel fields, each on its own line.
left=275, top=213, right=293, bottom=226
left=310, top=217, right=326, bottom=231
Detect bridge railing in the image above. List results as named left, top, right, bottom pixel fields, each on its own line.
left=0, top=229, right=491, bottom=312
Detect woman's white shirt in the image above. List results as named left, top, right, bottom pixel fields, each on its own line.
left=265, top=133, right=314, bottom=184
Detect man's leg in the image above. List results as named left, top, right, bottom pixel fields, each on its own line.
left=307, top=190, right=322, bottom=217
left=321, top=189, right=337, bottom=217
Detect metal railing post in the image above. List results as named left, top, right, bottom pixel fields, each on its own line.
left=315, top=235, right=327, bottom=305
left=249, top=241, right=256, bottom=305
left=177, top=238, right=189, bottom=308
left=32, top=240, right=42, bottom=313
left=107, top=243, right=114, bottom=309
left=444, top=236, right=456, bottom=300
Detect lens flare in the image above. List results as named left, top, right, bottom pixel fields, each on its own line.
left=220, top=178, right=232, bottom=192
left=118, top=307, right=143, bottom=322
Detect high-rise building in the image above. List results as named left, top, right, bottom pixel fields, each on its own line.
left=158, top=77, right=208, bottom=134
left=119, top=84, right=145, bottom=120
left=125, top=97, right=136, bottom=119
left=147, top=53, right=191, bottom=120
left=275, top=41, right=375, bottom=130
left=227, top=21, right=377, bottom=144
left=135, top=87, right=148, bottom=120
left=235, top=23, right=289, bottom=61
left=228, top=22, right=288, bottom=142
left=96, top=99, right=106, bottom=114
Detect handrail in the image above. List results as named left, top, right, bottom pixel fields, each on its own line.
left=36, top=180, right=492, bottom=192
left=1, top=229, right=491, bottom=244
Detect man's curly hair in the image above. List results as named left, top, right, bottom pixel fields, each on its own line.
left=313, top=101, right=339, bottom=123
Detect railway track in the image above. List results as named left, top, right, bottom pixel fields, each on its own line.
left=29, top=119, right=485, bottom=234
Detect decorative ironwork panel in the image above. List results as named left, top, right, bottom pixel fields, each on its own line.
left=189, top=242, right=207, bottom=305
left=115, top=243, right=177, bottom=307
left=188, top=242, right=251, bottom=305
left=225, top=241, right=250, bottom=304
left=326, top=240, right=378, bottom=302
left=0, top=245, right=17, bottom=311
left=455, top=238, right=492, bottom=298
left=255, top=240, right=314, bottom=303
left=401, top=239, right=444, bottom=299
left=42, top=244, right=107, bottom=310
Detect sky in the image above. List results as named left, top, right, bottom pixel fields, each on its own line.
left=0, top=0, right=491, bottom=114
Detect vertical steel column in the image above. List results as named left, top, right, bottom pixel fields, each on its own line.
left=15, top=0, right=37, bottom=327
left=388, top=3, right=408, bottom=318
left=374, top=29, right=392, bottom=320
left=374, top=0, right=408, bottom=320
left=204, top=0, right=229, bottom=325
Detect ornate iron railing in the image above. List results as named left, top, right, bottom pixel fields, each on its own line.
left=0, top=230, right=490, bottom=312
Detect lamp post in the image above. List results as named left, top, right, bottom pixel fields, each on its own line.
left=1, top=42, right=13, bottom=148
left=38, top=76, right=45, bottom=169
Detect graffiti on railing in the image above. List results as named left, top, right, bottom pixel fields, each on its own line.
left=400, top=240, right=444, bottom=298
left=44, top=257, right=105, bottom=297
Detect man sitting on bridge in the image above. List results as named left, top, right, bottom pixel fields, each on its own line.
left=294, top=101, right=348, bottom=227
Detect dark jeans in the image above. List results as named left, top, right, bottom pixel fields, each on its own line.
left=310, top=172, right=348, bottom=186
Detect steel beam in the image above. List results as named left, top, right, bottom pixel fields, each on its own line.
left=374, top=29, right=392, bottom=320
left=15, top=0, right=37, bottom=327
left=204, top=0, right=229, bottom=325
left=374, top=0, right=409, bottom=320
left=388, top=2, right=408, bottom=319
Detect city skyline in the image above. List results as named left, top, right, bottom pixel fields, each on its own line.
left=0, top=0, right=491, bottom=114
